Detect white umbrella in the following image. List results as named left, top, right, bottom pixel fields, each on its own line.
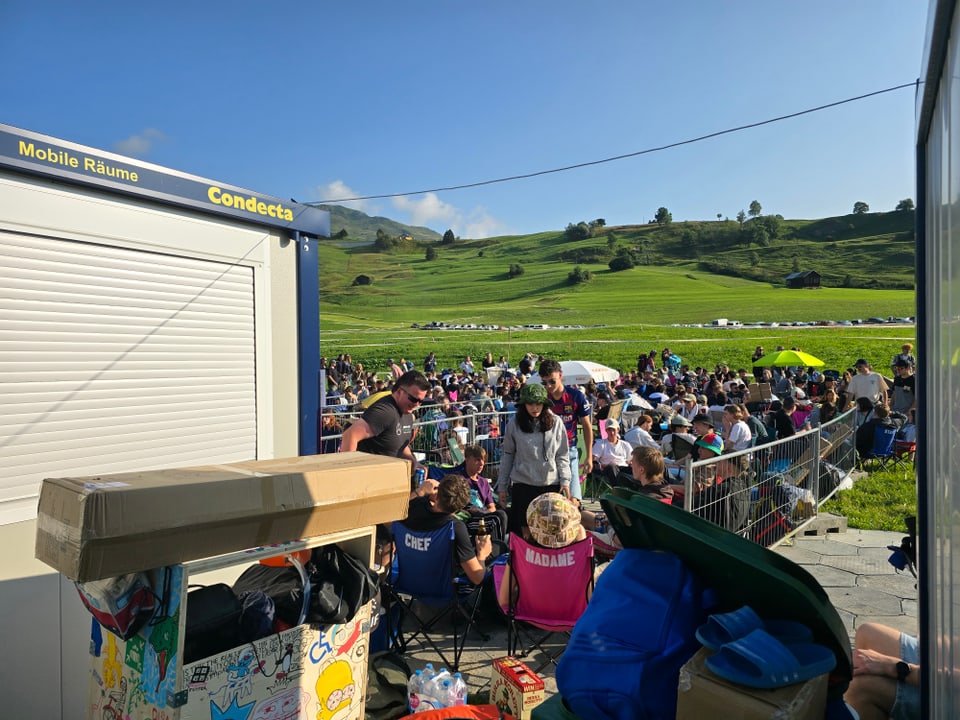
left=529, top=360, right=620, bottom=385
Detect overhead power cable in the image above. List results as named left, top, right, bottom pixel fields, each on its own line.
left=314, top=81, right=919, bottom=204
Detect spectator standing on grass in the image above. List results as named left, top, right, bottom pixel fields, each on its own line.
left=460, top=355, right=475, bottom=376
left=423, top=352, right=437, bottom=373
left=496, top=382, right=571, bottom=532
left=846, top=359, right=888, bottom=407
left=539, top=358, right=593, bottom=503
left=891, top=343, right=916, bottom=372
left=891, top=360, right=916, bottom=415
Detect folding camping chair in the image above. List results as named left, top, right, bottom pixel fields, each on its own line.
left=858, top=425, right=900, bottom=471
left=387, top=520, right=486, bottom=672
left=493, top=533, right=594, bottom=672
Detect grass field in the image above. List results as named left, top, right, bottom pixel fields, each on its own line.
left=320, top=322, right=916, bottom=379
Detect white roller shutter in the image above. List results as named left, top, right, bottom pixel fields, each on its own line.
left=0, top=231, right=257, bottom=524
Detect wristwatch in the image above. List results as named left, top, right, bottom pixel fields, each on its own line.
left=896, top=660, right=911, bottom=682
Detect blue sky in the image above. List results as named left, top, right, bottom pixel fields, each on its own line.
left=1, top=1, right=927, bottom=237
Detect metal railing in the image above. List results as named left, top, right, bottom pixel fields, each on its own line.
left=680, top=408, right=857, bottom=546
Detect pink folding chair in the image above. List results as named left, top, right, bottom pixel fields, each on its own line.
left=493, top=532, right=594, bottom=671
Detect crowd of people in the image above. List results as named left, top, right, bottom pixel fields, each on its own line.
left=341, top=345, right=920, bottom=719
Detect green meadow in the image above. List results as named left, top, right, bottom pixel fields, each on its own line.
left=317, top=213, right=916, bottom=374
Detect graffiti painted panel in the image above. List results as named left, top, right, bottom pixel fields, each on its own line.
left=181, top=604, right=371, bottom=720
left=87, top=565, right=185, bottom=720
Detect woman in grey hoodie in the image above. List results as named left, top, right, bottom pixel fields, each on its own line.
left=497, top=382, right=571, bottom=532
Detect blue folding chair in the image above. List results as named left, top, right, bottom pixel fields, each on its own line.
left=386, top=520, right=485, bottom=671
left=858, top=425, right=899, bottom=470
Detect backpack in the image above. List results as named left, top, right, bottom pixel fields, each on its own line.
left=556, top=549, right=714, bottom=720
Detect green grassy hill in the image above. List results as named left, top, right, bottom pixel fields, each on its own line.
left=317, top=210, right=916, bottom=328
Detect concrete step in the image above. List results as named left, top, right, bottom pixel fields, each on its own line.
left=800, top=512, right=848, bottom=536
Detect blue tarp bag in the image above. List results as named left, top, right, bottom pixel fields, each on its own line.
left=556, top=549, right=714, bottom=720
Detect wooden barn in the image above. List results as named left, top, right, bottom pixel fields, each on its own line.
left=785, top=270, right=822, bottom=289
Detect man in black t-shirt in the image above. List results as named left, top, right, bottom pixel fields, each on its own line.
left=340, top=370, right=431, bottom=473
left=403, top=475, right=492, bottom=585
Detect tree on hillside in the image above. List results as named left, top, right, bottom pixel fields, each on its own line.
left=717, top=213, right=723, bottom=221
left=749, top=251, right=760, bottom=266
left=508, top=263, right=525, bottom=278
left=568, top=265, right=592, bottom=285
left=607, top=232, right=618, bottom=250
left=591, top=218, right=606, bottom=229
left=565, top=221, right=591, bottom=241
left=655, top=207, right=672, bottom=225
left=792, top=256, right=801, bottom=272
left=853, top=201, right=870, bottom=214
left=425, top=247, right=437, bottom=261
left=896, top=198, right=915, bottom=212
left=442, top=229, right=456, bottom=244
left=758, top=214, right=782, bottom=241
left=736, top=209, right=746, bottom=228
left=748, top=200, right=762, bottom=218
left=750, top=222, right=770, bottom=247
left=609, top=250, right=636, bottom=271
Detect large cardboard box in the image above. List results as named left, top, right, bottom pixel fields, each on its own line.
left=676, top=647, right=828, bottom=720
left=36, top=452, right=410, bottom=581
left=491, top=656, right=546, bottom=720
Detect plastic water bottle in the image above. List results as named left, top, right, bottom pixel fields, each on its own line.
left=440, top=679, right=452, bottom=707
left=407, top=670, right=423, bottom=713
left=420, top=668, right=449, bottom=710
left=447, top=672, right=467, bottom=706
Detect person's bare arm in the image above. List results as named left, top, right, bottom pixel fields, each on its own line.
left=581, top=415, right=594, bottom=469
left=339, top=418, right=374, bottom=452
left=460, top=534, right=492, bottom=585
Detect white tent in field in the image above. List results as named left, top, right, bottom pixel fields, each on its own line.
left=528, top=360, right=620, bottom=386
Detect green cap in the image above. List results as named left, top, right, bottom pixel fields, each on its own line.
left=520, top=383, right=549, bottom=405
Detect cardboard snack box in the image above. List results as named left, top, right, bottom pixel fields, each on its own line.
left=491, top=656, right=546, bottom=720
left=676, top=647, right=828, bottom=720
left=36, top=452, right=410, bottom=581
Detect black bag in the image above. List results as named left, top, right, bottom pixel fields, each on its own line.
left=233, top=563, right=310, bottom=628
left=184, top=584, right=243, bottom=664
left=233, top=546, right=379, bottom=628
left=309, top=544, right=380, bottom=624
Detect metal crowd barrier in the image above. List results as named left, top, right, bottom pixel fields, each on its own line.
left=681, top=408, right=857, bottom=547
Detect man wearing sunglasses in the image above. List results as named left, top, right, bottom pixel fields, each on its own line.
left=340, top=369, right=430, bottom=479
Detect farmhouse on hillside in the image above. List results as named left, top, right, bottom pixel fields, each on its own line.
left=785, top=270, right=821, bottom=289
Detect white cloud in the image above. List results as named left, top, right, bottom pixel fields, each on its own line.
left=314, top=180, right=376, bottom=213
left=113, top=128, right=166, bottom=157
left=392, top=192, right=458, bottom=227
left=392, top=193, right=509, bottom=239
left=461, top=210, right=509, bottom=239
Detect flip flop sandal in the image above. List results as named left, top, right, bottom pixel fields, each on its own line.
left=705, top=628, right=837, bottom=689
left=696, top=604, right=813, bottom=651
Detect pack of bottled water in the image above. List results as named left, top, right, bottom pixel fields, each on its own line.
left=407, top=663, right=468, bottom=712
